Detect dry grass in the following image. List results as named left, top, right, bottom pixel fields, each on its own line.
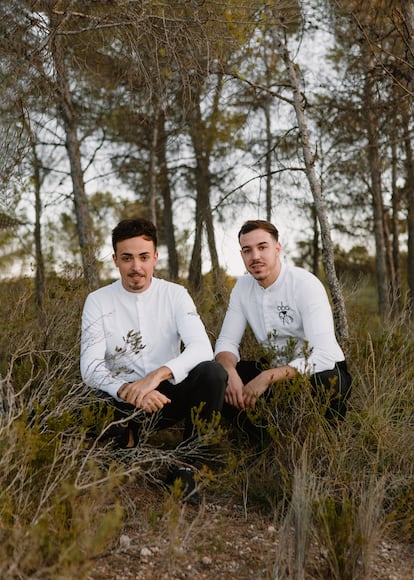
left=0, top=275, right=413, bottom=578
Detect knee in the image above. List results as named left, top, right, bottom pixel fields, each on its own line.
left=197, top=360, right=228, bottom=386
left=192, top=361, right=228, bottom=401
left=310, top=367, right=352, bottom=421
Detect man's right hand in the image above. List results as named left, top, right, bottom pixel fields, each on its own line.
left=117, top=366, right=172, bottom=411
left=224, top=367, right=245, bottom=410
left=215, top=352, right=245, bottom=410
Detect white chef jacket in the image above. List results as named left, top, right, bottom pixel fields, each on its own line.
left=214, top=261, right=345, bottom=374
left=80, top=277, right=213, bottom=399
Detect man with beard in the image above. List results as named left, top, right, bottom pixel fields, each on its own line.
left=81, top=217, right=227, bottom=502
left=215, top=219, right=352, bottom=435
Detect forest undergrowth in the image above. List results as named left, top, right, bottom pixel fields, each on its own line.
left=0, top=275, right=413, bottom=579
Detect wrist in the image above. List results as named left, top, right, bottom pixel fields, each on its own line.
left=264, top=365, right=296, bottom=385
left=117, top=382, right=129, bottom=397
left=227, top=365, right=239, bottom=376
left=263, top=368, right=280, bottom=386
left=153, top=366, right=173, bottom=383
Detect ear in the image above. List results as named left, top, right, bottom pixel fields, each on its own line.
left=112, top=253, right=118, bottom=267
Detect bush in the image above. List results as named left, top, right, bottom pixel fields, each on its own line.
left=0, top=274, right=413, bottom=578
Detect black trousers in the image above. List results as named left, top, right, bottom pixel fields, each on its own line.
left=222, top=359, right=352, bottom=429
left=98, top=361, right=227, bottom=441
left=310, top=360, right=352, bottom=420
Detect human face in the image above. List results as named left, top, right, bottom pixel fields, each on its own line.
left=239, top=228, right=281, bottom=288
left=113, top=236, right=158, bottom=293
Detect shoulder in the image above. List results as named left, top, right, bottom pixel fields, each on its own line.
left=285, top=263, right=323, bottom=285
left=229, top=274, right=256, bottom=299
left=283, top=264, right=329, bottom=303
left=233, top=274, right=255, bottom=291
left=151, top=278, right=193, bottom=301
left=82, top=281, right=120, bottom=319
left=85, top=280, right=120, bottom=302
left=152, top=277, right=187, bottom=293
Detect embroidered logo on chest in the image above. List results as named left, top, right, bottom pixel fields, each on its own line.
left=277, top=302, right=294, bottom=325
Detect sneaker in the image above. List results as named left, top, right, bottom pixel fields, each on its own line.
left=165, top=465, right=200, bottom=505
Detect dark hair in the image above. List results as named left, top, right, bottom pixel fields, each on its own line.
left=238, top=220, right=279, bottom=242
left=112, top=218, right=157, bottom=253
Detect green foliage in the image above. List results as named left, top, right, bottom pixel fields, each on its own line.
left=0, top=279, right=126, bottom=577
left=388, top=479, right=414, bottom=538
left=191, top=404, right=226, bottom=447
left=334, top=244, right=377, bottom=285
left=315, top=496, right=361, bottom=580
left=201, top=281, right=413, bottom=577
left=0, top=404, right=124, bottom=578
left=186, top=269, right=235, bottom=343
left=1, top=266, right=413, bottom=578
left=230, top=374, right=330, bottom=511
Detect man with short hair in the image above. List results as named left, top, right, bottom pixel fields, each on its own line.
left=215, top=219, right=351, bottom=430
left=81, top=217, right=227, bottom=501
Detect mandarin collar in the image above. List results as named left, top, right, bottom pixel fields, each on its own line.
left=257, top=260, right=285, bottom=292
left=117, top=277, right=156, bottom=297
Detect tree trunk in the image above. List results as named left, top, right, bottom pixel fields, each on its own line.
left=390, top=134, right=402, bottom=312
left=264, top=94, right=273, bottom=221
left=23, top=113, right=46, bottom=311
left=32, top=140, right=45, bottom=311
left=157, top=110, right=179, bottom=280
left=401, top=0, right=414, bottom=92
left=148, top=107, right=159, bottom=226
left=311, top=204, right=320, bottom=277
left=271, top=24, right=349, bottom=345
left=205, top=201, right=220, bottom=281
left=401, top=99, right=414, bottom=312
left=188, top=143, right=221, bottom=290
left=189, top=138, right=220, bottom=289
left=188, top=86, right=220, bottom=290
left=363, top=61, right=391, bottom=319
left=188, top=210, right=203, bottom=291
left=50, top=23, right=99, bottom=290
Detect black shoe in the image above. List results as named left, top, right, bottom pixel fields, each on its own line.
left=165, top=465, right=200, bottom=505
left=103, top=420, right=140, bottom=449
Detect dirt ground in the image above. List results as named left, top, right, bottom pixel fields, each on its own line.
left=86, top=481, right=414, bottom=580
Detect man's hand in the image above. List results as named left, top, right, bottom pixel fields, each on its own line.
left=243, top=366, right=297, bottom=409
left=242, top=371, right=271, bottom=409
left=140, top=390, right=171, bottom=412
left=224, top=367, right=246, bottom=410
left=117, top=366, right=172, bottom=411
left=215, top=352, right=246, bottom=410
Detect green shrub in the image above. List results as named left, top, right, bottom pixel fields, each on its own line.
left=1, top=272, right=413, bottom=579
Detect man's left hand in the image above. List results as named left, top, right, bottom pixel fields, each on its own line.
left=242, top=372, right=270, bottom=409
left=140, top=390, right=171, bottom=412
left=242, top=365, right=296, bottom=409
left=117, top=366, right=173, bottom=409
